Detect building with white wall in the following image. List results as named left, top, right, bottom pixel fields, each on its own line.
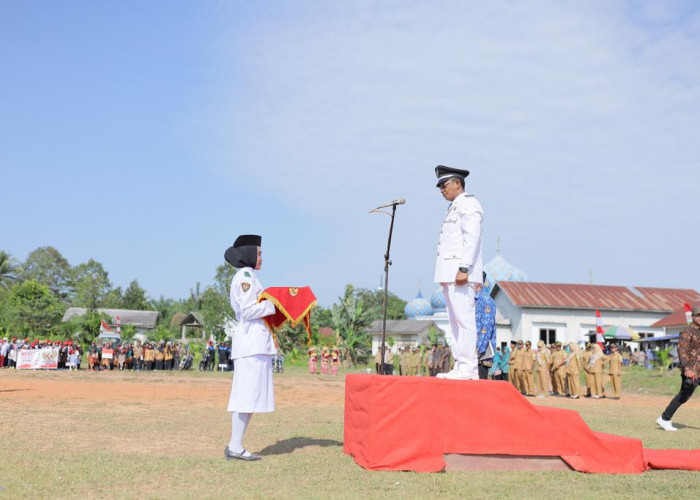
left=492, top=282, right=700, bottom=346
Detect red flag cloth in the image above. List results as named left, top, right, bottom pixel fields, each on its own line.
left=258, top=286, right=318, bottom=340
left=100, top=320, right=112, bottom=331
left=344, top=375, right=700, bottom=473
left=684, top=302, right=692, bottom=324
left=595, top=310, right=605, bottom=347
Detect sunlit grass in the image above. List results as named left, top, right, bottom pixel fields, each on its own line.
left=1, top=366, right=698, bottom=499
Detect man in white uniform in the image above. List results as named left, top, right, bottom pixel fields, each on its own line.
left=434, top=165, right=484, bottom=380
left=223, top=234, right=277, bottom=461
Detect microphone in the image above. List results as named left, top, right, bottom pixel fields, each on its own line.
left=375, top=198, right=406, bottom=209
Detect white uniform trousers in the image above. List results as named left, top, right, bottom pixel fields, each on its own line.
left=442, top=283, right=478, bottom=377
left=227, top=354, right=275, bottom=413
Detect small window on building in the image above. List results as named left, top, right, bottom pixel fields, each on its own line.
left=539, top=328, right=556, bottom=344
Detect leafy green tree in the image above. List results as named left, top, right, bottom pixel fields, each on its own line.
left=330, top=284, right=376, bottom=366
left=102, top=287, right=124, bottom=308
left=213, top=263, right=236, bottom=297
left=426, top=326, right=445, bottom=346
left=122, top=280, right=151, bottom=310
left=150, top=295, right=178, bottom=327
left=654, top=347, right=672, bottom=373
left=199, top=286, right=231, bottom=341
left=0, top=250, right=20, bottom=288
left=71, top=259, right=112, bottom=310
left=20, top=246, right=73, bottom=300
left=312, top=305, right=333, bottom=328
left=355, top=288, right=407, bottom=321
left=5, top=280, right=65, bottom=336
left=180, top=282, right=203, bottom=313
left=120, top=324, right=136, bottom=341
left=61, top=309, right=111, bottom=345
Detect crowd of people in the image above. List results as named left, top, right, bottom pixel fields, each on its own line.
left=0, top=337, right=82, bottom=369
left=0, top=337, right=197, bottom=371
left=368, top=339, right=634, bottom=400
left=85, top=340, right=195, bottom=371
left=492, top=340, right=625, bottom=399
left=372, top=343, right=455, bottom=376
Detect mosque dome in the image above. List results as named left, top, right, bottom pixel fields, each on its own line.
left=430, top=288, right=446, bottom=312
left=484, top=254, right=529, bottom=283
left=404, top=290, right=434, bottom=318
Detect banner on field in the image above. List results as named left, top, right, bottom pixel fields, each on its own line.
left=16, top=348, right=59, bottom=370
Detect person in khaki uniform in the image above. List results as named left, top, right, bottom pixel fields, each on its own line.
left=589, top=344, right=609, bottom=398
left=581, top=343, right=594, bottom=397
left=566, top=343, right=584, bottom=399
left=520, top=341, right=535, bottom=396
left=397, top=347, right=407, bottom=376
left=410, top=346, right=421, bottom=376
left=508, top=341, right=519, bottom=392
left=513, top=341, right=525, bottom=394
left=547, top=344, right=558, bottom=395
left=551, top=342, right=568, bottom=396
left=607, top=344, right=623, bottom=399
left=535, top=340, right=550, bottom=397
left=133, top=342, right=143, bottom=371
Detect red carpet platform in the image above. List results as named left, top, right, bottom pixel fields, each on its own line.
left=343, top=374, right=700, bottom=473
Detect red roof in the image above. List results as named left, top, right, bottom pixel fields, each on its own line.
left=650, top=301, right=700, bottom=328
left=494, top=282, right=700, bottom=313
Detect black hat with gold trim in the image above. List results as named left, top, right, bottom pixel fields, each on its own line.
left=435, top=165, right=470, bottom=187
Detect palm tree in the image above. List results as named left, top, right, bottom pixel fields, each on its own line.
left=0, top=251, right=19, bottom=287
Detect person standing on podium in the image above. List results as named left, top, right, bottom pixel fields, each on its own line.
left=434, top=165, right=484, bottom=380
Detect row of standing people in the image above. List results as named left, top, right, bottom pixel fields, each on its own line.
left=0, top=337, right=83, bottom=369
left=490, top=340, right=623, bottom=399
left=308, top=347, right=341, bottom=375
left=86, top=341, right=191, bottom=371
left=372, top=343, right=454, bottom=377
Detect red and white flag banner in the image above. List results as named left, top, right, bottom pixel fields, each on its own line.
left=684, top=303, right=692, bottom=325
left=595, top=309, right=605, bottom=346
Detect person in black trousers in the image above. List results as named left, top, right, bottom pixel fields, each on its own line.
left=657, top=306, right=700, bottom=431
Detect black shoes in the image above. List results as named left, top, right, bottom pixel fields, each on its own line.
left=225, top=446, right=262, bottom=461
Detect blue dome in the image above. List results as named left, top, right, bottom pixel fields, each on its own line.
left=430, top=288, right=446, bottom=312
left=405, top=290, right=434, bottom=318
left=484, top=255, right=529, bottom=283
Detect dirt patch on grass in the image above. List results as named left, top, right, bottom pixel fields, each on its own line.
left=0, top=370, right=346, bottom=408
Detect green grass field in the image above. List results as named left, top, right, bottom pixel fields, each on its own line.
left=1, top=365, right=699, bottom=499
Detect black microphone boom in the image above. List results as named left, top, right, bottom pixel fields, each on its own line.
left=368, top=197, right=405, bottom=375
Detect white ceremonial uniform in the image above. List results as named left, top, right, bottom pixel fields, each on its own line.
left=227, top=267, right=277, bottom=413
left=434, top=192, right=484, bottom=378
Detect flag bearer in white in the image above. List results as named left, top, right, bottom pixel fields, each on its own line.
left=223, top=234, right=277, bottom=461
left=434, top=165, right=484, bottom=380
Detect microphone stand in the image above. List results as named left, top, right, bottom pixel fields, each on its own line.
left=370, top=201, right=401, bottom=375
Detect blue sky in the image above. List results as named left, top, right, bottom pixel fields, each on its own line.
left=2, top=1, right=700, bottom=306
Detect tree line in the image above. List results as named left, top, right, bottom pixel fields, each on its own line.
left=0, top=247, right=406, bottom=362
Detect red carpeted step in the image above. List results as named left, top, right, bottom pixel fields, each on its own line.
left=344, top=374, right=698, bottom=473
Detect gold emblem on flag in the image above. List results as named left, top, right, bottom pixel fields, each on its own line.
left=289, top=287, right=299, bottom=297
